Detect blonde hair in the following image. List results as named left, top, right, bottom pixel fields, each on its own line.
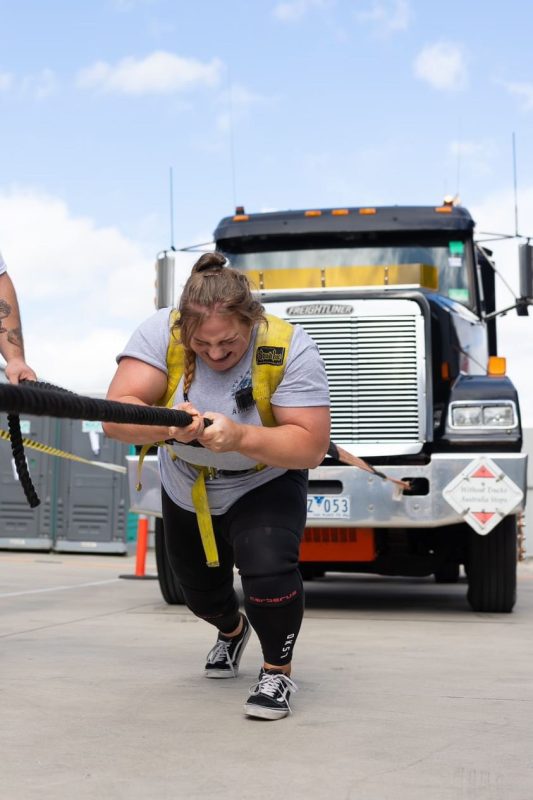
left=173, top=252, right=266, bottom=398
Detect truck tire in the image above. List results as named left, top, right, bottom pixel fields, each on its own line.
left=155, top=517, right=185, bottom=605
left=466, top=516, right=517, bottom=613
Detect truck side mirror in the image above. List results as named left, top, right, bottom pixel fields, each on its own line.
left=517, top=243, right=533, bottom=316
left=155, top=251, right=176, bottom=310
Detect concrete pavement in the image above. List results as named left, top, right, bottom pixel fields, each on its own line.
left=1, top=550, right=533, bottom=800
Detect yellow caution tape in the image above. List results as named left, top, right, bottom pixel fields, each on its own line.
left=0, top=429, right=127, bottom=474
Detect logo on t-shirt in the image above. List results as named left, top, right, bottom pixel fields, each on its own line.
left=256, top=346, right=285, bottom=365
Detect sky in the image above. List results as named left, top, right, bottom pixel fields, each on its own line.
left=0, top=0, right=532, bottom=420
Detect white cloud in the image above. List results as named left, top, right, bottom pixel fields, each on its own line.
left=449, top=139, right=497, bottom=177
left=471, top=187, right=533, bottom=424
left=76, top=51, right=223, bottom=95
left=501, top=80, right=533, bottom=111
left=0, top=72, right=13, bottom=91
left=0, top=69, right=57, bottom=98
left=215, top=84, right=273, bottom=132
left=0, top=187, right=158, bottom=392
left=112, top=0, right=156, bottom=10
left=450, top=140, right=491, bottom=159
left=30, top=327, right=133, bottom=395
left=273, top=0, right=333, bottom=22
left=21, top=68, right=58, bottom=99
left=413, top=42, right=467, bottom=91
left=356, top=0, right=411, bottom=34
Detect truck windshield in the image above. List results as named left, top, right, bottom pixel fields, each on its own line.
left=225, top=236, right=474, bottom=307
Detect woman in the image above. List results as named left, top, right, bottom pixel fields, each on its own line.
left=104, top=252, right=330, bottom=720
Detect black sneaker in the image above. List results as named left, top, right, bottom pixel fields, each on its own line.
left=244, top=669, right=298, bottom=719
left=204, top=615, right=251, bottom=679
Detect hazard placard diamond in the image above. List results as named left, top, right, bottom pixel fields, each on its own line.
left=443, top=457, right=524, bottom=535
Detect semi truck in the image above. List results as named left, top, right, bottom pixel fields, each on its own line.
left=128, top=202, right=531, bottom=613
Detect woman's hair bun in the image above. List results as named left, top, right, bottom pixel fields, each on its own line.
left=193, top=252, right=228, bottom=274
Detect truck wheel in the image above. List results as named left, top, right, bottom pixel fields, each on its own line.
left=466, top=516, right=517, bottom=613
left=434, top=562, right=460, bottom=583
left=155, top=517, right=185, bottom=605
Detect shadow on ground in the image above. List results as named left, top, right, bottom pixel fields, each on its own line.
left=301, top=572, right=471, bottom=616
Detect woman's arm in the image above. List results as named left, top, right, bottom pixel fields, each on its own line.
left=0, top=272, right=37, bottom=384
left=103, top=357, right=204, bottom=444
left=197, top=404, right=331, bottom=469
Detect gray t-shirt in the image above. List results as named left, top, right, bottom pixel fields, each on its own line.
left=119, top=308, right=330, bottom=514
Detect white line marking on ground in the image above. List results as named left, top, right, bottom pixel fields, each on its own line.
left=0, top=579, right=121, bottom=598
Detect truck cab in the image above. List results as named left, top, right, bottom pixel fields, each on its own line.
left=129, top=203, right=529, bottom=613
left=212, top=204, right=527, bottom=612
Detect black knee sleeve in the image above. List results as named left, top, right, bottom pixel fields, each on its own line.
left=180, top=583, right=240, bottom=634
left=241, top=570, right=304, bottom=665
left=233, top=524, right=304, bottom=664
left=235, top=524, right=301, bottom=577
left=243, top=570, right=302, bottom=608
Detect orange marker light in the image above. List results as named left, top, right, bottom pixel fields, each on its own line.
left=331, top=209, right=349, bottom=216
left=359, top=208, right=376, bottom=215
left=232, top=214, right=249, bottom=222
left=488, top=356, right=506, bottom=376
left=305, top=210, right=322, bottom=217
left=441, top=361, right=450, bottom=380
left=435, top=206, right=453, bottom=213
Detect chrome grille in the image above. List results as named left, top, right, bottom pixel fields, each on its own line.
left=286, top=311, right=424, bottom=446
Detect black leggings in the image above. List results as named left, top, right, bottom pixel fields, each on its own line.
left=161, top=470, right=308, bottom=665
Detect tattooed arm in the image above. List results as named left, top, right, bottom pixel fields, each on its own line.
left=0, top=272, right=37, bottom=384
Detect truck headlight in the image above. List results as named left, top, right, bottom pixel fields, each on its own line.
left=482, top=404, right=516, bottom=427
left=449, top=401, right=517, bottom=429
left=451, top=405, right=482, bottom=426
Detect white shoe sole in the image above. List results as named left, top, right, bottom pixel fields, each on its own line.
left=243, top=703, right=290, bottom=720
left=204, top=620, right=251, bottom=679
left=205, top=668, right=240, bottom=679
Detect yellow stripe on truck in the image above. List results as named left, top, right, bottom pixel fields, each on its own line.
left=246, top=263, right=439, bottom=291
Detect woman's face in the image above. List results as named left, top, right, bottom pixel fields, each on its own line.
left=190, top=312, right=252, bottom=371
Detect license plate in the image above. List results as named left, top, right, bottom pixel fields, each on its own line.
left=307, top=495, right=351, bottom=519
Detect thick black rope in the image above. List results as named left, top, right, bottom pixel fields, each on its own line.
left=0, top=380, right=197, bottom=509
left=7, top=410, right=40, bottom=507
left=1, top=381, right=407, bottom=509
left=0, top=382, right=195, bottom=427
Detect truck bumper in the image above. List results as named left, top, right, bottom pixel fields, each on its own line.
left=126, top=452, right=527, bottom=528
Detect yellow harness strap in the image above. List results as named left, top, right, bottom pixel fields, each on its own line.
left=252, top=315, right=294, bottom=427
left=159, top=309, right=185, bottom=408
left=191, top=469, right=220, bottom=567
left=137, top=311, right=294, bottom=568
